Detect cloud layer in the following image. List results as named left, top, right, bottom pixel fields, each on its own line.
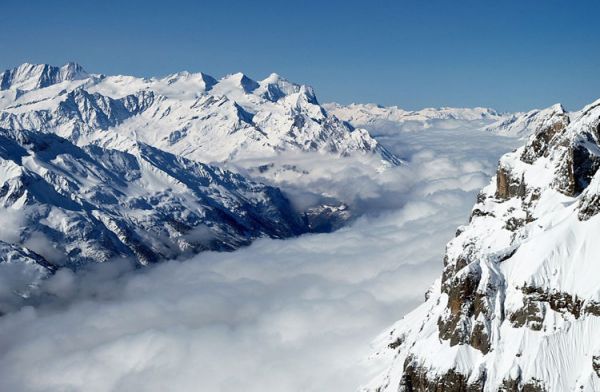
left=0, top=127, right=519, bottom=391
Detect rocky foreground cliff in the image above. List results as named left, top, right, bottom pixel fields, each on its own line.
left=366, top=101, right=600, bottom=391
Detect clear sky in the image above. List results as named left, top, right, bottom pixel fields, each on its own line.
left=2, top=0, right=600, bottom=112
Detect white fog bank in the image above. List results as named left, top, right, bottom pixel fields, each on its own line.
left=0, top=127, right=519, bottom=391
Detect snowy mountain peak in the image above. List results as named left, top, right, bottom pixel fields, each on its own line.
left=0, top=62, right=89, bottom=91
left=0, top=62, right=398, bottom=165
left=162, top=70, right=217, bottom=91
left=262, top=72, right=284, bottom=83
left=257, top=73, right=305, bottom=102
left=59, top=61, right=87, bottom=80
left=218, top=72, right=260, bottom=94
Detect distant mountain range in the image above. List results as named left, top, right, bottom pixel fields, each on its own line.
left=325, top=102, right=565, bottom=140
left=0, top=63, right=399, bottom=164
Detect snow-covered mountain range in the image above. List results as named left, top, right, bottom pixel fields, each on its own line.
left=324, top=103, right=506, bottom=135
left=366, top=99, right=600, bottom=391
left=3, top=61, right=598, bottom=391
left=0, top=63, right=398, bottom=164
left=0, top=62, right=404, bottom=306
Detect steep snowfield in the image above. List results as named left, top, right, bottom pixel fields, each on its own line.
left=367, top=100, right=600, bottom=391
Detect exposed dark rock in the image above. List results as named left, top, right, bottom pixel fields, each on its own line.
left=469, top=208, right=494, bottom=221
left=469, top=321, right=490, bottom=354
left=400, top=358, right=485, bottom=392
left=509, top=296, right=545, bottom=331
left=500, top=377, right=521, bottom=391
left=509, top=286, right=600, bottom=330
left=302, top=203, right=351, bottom=233
left=593, top=355, right=600, bottom=378
left=388, top=336, right=404, bottom=350
left=553, top=145, right=600, bottom=196
left=586, top=301, right=600, bottom=316
left=438, top=266, right=483, bottom=348
left=521, top=379, right=547, bottom=392
left=520, top=117, right=569, bottom=164
left=578, top=191, right=600, bottom=220
left=504, top=217, right=525, bottom=231
left=500, top=378, right=547, bottom=392
left=496, top=168, right=526, bottom=200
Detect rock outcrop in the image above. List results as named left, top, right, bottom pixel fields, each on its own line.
left=366, top=99, right=600, bottom=392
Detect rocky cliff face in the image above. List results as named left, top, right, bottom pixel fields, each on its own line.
left=367, top=100, right=600, bottom=392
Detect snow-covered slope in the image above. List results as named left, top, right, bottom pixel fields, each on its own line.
left=324, top=103, right=506, bottom=135
left=366, top=99, right=600, bottom=391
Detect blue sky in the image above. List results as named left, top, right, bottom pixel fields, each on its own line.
left=2, top=0, right=600, bottom=112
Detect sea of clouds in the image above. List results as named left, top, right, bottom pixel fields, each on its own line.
left=0, top=125, right=519, bottom=391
